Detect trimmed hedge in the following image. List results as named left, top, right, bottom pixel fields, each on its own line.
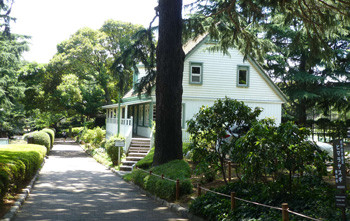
left=126, top=159, right=193, bottom=201
left=0, top=144, right=46, bottom=202
left=24, top=131, right=51, bottom=152
left=41, top=128, right=55, bottom=149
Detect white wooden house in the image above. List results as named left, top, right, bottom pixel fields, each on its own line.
left=102, top=35, right=287, bottom=153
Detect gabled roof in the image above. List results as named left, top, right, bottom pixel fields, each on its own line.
left=102, top=34, right=288, bottom=109
left=183, top=34, right=287, bottom=103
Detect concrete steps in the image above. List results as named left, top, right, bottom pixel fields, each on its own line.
left=119, top=138, right=151, bottom=172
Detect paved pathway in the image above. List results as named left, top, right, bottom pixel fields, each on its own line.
left=15, top=142, right=187, bottom=221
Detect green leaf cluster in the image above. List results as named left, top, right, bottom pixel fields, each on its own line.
left=187, top=97, right=261, bottom=183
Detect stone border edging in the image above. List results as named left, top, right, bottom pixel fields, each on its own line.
left=0, top=159, right=46, bottom=221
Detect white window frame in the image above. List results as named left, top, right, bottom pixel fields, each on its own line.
left=190, top=62, right=203, bottom=85
left=237, top=65, right=250, bottom=87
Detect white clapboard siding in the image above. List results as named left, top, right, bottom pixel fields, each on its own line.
left=182, top=99, right=282, bottom=129
left=183, top=43, right=282, bottom=103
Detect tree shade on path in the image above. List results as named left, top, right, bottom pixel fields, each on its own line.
left=14, top=142, right=187, bottom=221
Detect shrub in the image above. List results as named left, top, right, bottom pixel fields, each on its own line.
left=41, top=128, right=55, bottom=149
left=127, top=159, right=193, bottom=201
left=187, top=97, right=262, bottom=184
left=0, top=144, right=46, bottom=201
left=24, top=131, right=51, bottom=152
left=81, top=127, right=106, bottom=147
left=105, top=135, right=125, bottom=166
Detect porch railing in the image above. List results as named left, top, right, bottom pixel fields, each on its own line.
left=122, top=117, right=133, bottom=153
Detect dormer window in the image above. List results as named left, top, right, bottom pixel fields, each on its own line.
left=237, top=65, right=249, bottom=87
left=190, top=62, right=203, bottom=84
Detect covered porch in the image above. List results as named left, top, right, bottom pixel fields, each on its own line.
left=102, top=98, right=155, bottom=152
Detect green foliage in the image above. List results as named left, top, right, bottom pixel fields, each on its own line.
left=190, top=177, right=349, bottom=220
left=0, top=144, right=46, bottom=202
left=105, top=134, right=125, bottom=165
left=135, top=147, right=154, bottom=169
left=127, top=160, right=193, bottom=201
left=41, top=128, right=55, bottom=149
left=235, top=120, right=330, bottom=192
left=137, top=143, right=191, bottom=169
left=187, top=97, right=261, bottom=183
left=24, top=131, right=51, bottom=152
left=81, top=127, right=106, bottom=148
left=71, top=127, right=84, bottom=137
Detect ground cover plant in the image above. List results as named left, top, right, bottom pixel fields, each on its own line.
left=190, top=176, right=350, bottom=220
left=126, top=159, right=193, bottom=201
left=0, top=144, right=47, bottom=203
left=125, top=144, right=193, bottom=201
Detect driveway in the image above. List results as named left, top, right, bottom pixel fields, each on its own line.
left=14, top=142, right=187, bottom=221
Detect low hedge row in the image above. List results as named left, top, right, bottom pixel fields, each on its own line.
left=125, top=159, right=193, bottom=201
left=0, top=144, right=47, bottom=202
left=23, top=128, right=55, bottom=152
left=41, top=128, right=55, bottom=149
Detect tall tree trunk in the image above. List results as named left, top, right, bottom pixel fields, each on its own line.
left=153, top=0, right=184, bottom=166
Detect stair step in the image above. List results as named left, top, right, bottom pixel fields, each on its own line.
left=126, top=156, right=144, bottom=161
left=119, top=165, right=133, bottom=171
left=129, top=147, right=150, bottom=151
left=130, top=143, right=150, bottom=147
left=121, top=160, right=138, bottom=166
left=128, top=152, right=148, bottom=157
left=129, top=149, right=149, bottom=153
left=118, top=137, right=151, bottom=172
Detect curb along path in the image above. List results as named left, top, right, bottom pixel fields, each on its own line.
left=14, top=141, right=188, bottom=221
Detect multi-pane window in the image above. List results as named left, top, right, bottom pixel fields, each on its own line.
left=237, top=66, right=249, bottom=87
left=138, top=104, right=144, bottom=126
left=190, top=62, right=203, bottom=84
left=144, top=104, right=150, bottom=126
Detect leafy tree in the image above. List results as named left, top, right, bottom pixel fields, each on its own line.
left=236, top=120, right=330, bottom=193
left=262, top=15, right=350, bottom=125
left=0, top=28, right=29, bottom=136
left=187, top=98, right=262, bottom=183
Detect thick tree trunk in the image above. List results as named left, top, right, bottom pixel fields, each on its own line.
left=153, top=0, right=184, bottom=166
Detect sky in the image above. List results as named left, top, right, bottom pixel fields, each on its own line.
left=10, top=0, right=162, bottom=63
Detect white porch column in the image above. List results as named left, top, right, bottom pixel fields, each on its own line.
left=125, top=105, right=128, bottom=121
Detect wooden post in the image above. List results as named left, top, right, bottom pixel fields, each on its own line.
left=231, top=192, right=235, bottom=210
left=176, top=179, right=180, bottom=201
left=228, top=161, right=232, bottom=182
left=197, top=184, right=201, bottom=197
left=282, top=203, right=289, bottom=221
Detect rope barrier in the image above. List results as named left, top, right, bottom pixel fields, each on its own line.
left=200, top=186, right=282, bottom=211
left=287, top=209, right=322, bottom=221
left=136, top=168, right=177, bottom=182
left=136, top=167, right=321, bottom=221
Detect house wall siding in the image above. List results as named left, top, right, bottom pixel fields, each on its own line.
left=183, top=43, right=282, bottom=103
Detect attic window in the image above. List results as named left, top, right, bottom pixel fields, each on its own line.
left=237, top=65, right=249, bottom=87
left=190, top=62, right=203, bottom=84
